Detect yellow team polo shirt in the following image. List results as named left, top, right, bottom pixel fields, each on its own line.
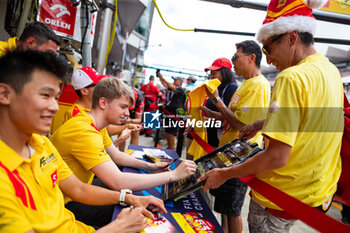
left=219, top=75, right=270, bottom=147
left=50, top=114, right=112, bottom=203
left=0, top=37, right=17, bottom=57
left=253, top=53, right=343, bottom=210
left=58, top=103, right=112, bottom=148
left=0, top=134, right=94, bottom=233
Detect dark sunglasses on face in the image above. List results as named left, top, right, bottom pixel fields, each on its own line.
left=262, top=33, right=286, bottom=56
left=231, top=53, right=249, bottom=63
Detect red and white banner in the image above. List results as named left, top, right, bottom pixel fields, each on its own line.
left=38, top=0, right=97, bottom=43
left=38, top=0, right=77, bottom=37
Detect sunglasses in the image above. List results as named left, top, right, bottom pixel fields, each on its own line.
left=262, top=33, right=286, bottom=56
left=231, top=53, right=249, bottom=62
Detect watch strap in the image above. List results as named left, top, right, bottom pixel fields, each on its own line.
left=119, top=189, right=132, bottom=206
left=212, top=96, right=221, bottom=104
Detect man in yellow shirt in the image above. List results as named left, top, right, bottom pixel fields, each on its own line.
left=0, top=22, right=59, bottom=57
left=202, top=40, right=270, bottom=233
left=52, top=66, right=141, bottom=147
left=50, top=77, right=197, bottom=228
left=199, top=0, right=343, bottom=232
left=0, top=50, right=166, bottom=233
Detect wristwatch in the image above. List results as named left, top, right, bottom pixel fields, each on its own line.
left=211, top=96, right=221, bottom=104
left=119, top=189, right=132, bottom=206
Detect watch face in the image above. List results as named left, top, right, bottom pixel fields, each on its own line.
left=213, top=97, right=220, bottom=104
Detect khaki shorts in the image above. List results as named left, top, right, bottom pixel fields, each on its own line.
left=248, top=198, right=297, bottom=233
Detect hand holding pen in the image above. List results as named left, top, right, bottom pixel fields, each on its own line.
left=163, top=158, right=179, bottom=169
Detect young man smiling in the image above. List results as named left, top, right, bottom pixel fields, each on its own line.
left=0, top=50, right=166, bottom=233
left=50, top=77, right=197, bottom=227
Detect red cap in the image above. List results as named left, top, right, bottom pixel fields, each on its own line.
left=98, top=74, right=111, bottom=79
left=71, top=67, right=107, bottom=90
left=204, top=58, right=232, bottom=72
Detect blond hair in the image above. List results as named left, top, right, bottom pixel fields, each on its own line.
left=92, top=77, right=135, bottom=109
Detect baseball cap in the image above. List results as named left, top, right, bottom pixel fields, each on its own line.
left=172, top=76, right=183, bottom=83
left=204, top=58, right=232, bottom=72
left=71, top=67, right=106, bottom=90
left=187, top=75, right=196, bottom=82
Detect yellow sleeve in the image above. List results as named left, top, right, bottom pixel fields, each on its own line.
left=101, top=128, right=112, bottom=148
left=234, top=88, right=268, bottom=125
left=262, top=74, right=303, bottom=147
left=71, top=130, right=111, bottom=171
left=0, top=174, right=32, bottom=233
left=0, top=38, right=17, bottom=57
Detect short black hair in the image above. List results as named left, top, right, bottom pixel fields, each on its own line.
left=219, top=67, right=235, bottom=86
left=74, top=89, right=83, bottom=98
left=150, top=75, right=155, bottom=81
left=298, top=32, right=314, bottom=46
left=19, top=22, right=60, bottom=46
left=235, top=40, right=262, bottom=68
left=0, top=50, right=71, bottom=93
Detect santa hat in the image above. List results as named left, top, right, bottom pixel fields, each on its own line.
left=256, top=0, right=328, bottom=43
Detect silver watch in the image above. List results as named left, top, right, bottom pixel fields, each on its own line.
left=119, top=189, right=132, bottom=206
left=211, top=96, right=221, bottom=104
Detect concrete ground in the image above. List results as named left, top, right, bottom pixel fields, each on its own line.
left=122, top=133, right=344, bottom=233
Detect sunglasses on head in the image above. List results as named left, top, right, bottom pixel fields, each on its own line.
left=262, top=33, right=286, bottom=56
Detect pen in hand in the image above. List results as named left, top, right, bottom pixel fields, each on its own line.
left=163, top=158, right=179, bottom=169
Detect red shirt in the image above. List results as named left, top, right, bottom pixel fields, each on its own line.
left=141, top=82, right=160, bottom=102
left=129, top=89, right=145, bottom=115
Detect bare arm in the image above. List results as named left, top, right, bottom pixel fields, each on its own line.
left=106, top=145, right=160, bottom=171
left=214, top=100, right=244, bottom=130
left=60, top=173, right=167, bottom=213
left=60, top=174, right=166, bottom=233
left=205, top=87, right=244, bottom=130
left=59, top=173, right=119, bottom=205
left=237, top=119, right=265, bottom=140
left=91, top=160, right=197, bottom=191
left=113, top=128, right=132, bottom=147
left=199, top=138, right=291, bottom=192
left=107, top=124, right=141, bottom=136
left=199, top=106, right=225, bottom=121
left=96, top=207, right=147, bottom=233
left=158, top=72, right=176, bottom=92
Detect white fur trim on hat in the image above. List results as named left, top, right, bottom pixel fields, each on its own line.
left=256, top=15, right=316, bottom=43
left=306, top=0, right=328, bottom=9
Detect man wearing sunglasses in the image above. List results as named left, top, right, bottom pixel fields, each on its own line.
left=203, top=40, right=270, bottom=233
left=199, top=0, right=344, bottom=232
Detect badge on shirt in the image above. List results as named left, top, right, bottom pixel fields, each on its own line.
left=243, top=105, right=250, bottom=112
left=51, top=170, right=58, bottom=188
left=270, top=101, right=280, bottom=113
